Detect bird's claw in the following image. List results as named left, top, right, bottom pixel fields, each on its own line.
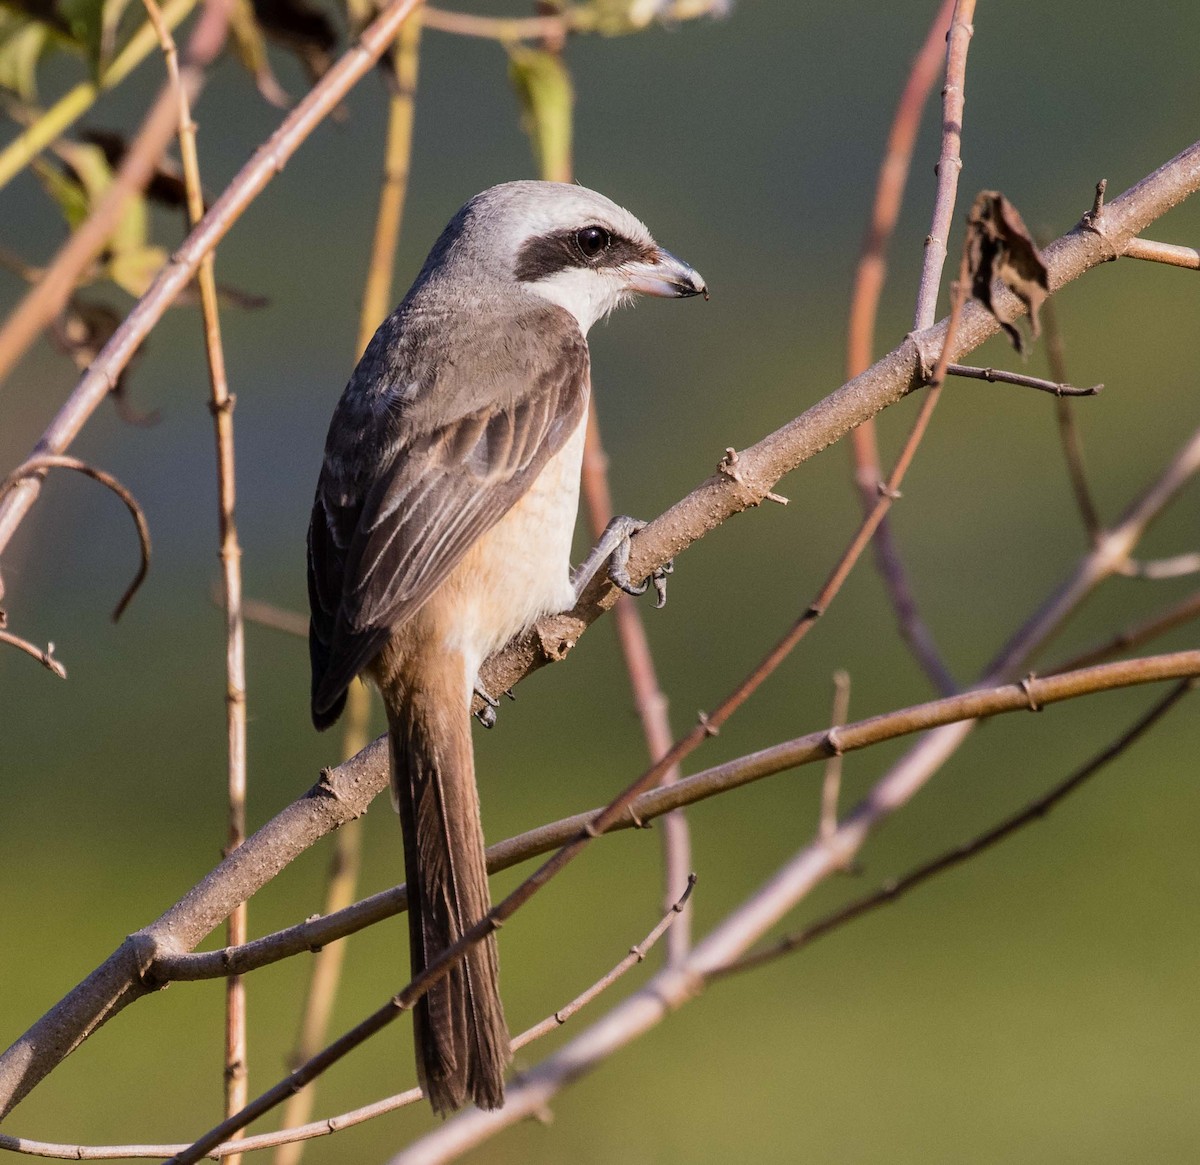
left=473, top=682, right=500, bottom=729
left=575, top=515, right=673, bottom=608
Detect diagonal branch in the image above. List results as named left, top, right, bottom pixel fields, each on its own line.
left=0, top=626, right=67, bottom=678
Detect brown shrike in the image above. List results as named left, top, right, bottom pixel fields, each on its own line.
left=307, top=181, right=705, bottom=1113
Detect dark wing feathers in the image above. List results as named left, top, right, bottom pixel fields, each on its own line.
left=308, top=307, right=588, bottom=729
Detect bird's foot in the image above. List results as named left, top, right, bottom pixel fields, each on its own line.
left=571, top=515, right=674, bottom=609
left=473, top=679, right=516, bottom=729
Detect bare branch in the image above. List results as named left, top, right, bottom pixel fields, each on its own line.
left=0, top=626, right=67, bottom=679
left=513, top=874, right=696, bottom=1049
left=717, top=679, right=1195, bottom=977
left=818, top=670, right=850, bottom=843
left=1122, top=236, right=1200, bottom=269
left=847, top=0, right=959, bottom=698
left=138, top=0, right=247, bottom=1134
left=1042, top=293, right=1104, bottom=541
left=912, top=0, right=976, bottom=330
left=946, top=362, right=1101, bottom=396
left=0, top=455, right=151, bottom=621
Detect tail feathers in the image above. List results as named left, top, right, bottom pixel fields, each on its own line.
left=387, top=683, right=511, bottom=1114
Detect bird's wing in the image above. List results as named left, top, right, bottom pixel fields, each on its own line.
left=308, top=315, right=589, bottom=727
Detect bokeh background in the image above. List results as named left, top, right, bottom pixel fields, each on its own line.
left=3, top=1, right=1200, bottom=1161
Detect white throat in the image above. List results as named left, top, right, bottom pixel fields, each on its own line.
left=525, top=267, right=629, bottom=335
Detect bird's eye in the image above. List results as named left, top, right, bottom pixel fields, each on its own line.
left=575, top=226, right=611, bottom=259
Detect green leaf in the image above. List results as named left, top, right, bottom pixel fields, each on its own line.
left=55, top=0, right=104, bottom=70
left=507, top=46, right=573, bottom=183
left=106, top=241, right=166, bottom=297
left=32, top=154, right=91, bottom=230
left=35, top=140, right=153, bottom=279
left=0, top=8, right=55, bottom=98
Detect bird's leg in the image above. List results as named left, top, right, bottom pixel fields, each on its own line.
left=473, top=682, right=500, bottom=729
left=571, top=515, right=674, bottom=609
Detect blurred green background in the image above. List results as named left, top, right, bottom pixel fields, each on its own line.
left=3, top=1, right=1200, bottom=1161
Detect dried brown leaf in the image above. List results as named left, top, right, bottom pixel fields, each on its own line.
left=965, top=190, right=1049, bottom=354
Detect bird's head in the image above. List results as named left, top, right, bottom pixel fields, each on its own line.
left=424, top=181, right=707, bottom=334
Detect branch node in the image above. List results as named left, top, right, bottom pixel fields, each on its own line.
left=626, top=805, right=651, bottom=829
left=823, top=726, right=845, bottom=757
left=697, top=710, right=719, bottom=737
left=717, top=446, right=744, bottom=483
left=907, top=329, right=937, bottom=382
left=1019, top=673, right=1042, bottom=712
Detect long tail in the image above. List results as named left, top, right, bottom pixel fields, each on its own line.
left=383, top=668, right=510, bottom=1114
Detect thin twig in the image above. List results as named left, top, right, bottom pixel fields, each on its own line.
left=818, top=670, right=850, bottom=843
left=946, top=362, right=1100, bottom=396
left=0, top=0, right=198, bottom=192
left=274, top=20, right=421, bottom=1161
left=717, top=679, right=1195, bottom=977
left=913, top=0, right=976, bottom=328
left=1041, top=293, right=1103, bottom=541
left=0, top=455, right=150, bottom=620
left=847, top=0, right=958, bottom=699
left=1122, top=237, right=1200, bottom=269
left=138, top=0, right=247, bottom=1138
left=515, top=873, right=697, bottom=1048
left=1115, top=553, right=1200, bottom=580
left=420, top=5, right=563, bottom=40
left=0, top=628, right=67, bottom=678
left=1049, top=590, right=1200, bottom=674
left=0, top=877, right=695, bottom=1161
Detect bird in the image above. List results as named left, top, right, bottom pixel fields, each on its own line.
left=307, top=180, right=706, bottom=1114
